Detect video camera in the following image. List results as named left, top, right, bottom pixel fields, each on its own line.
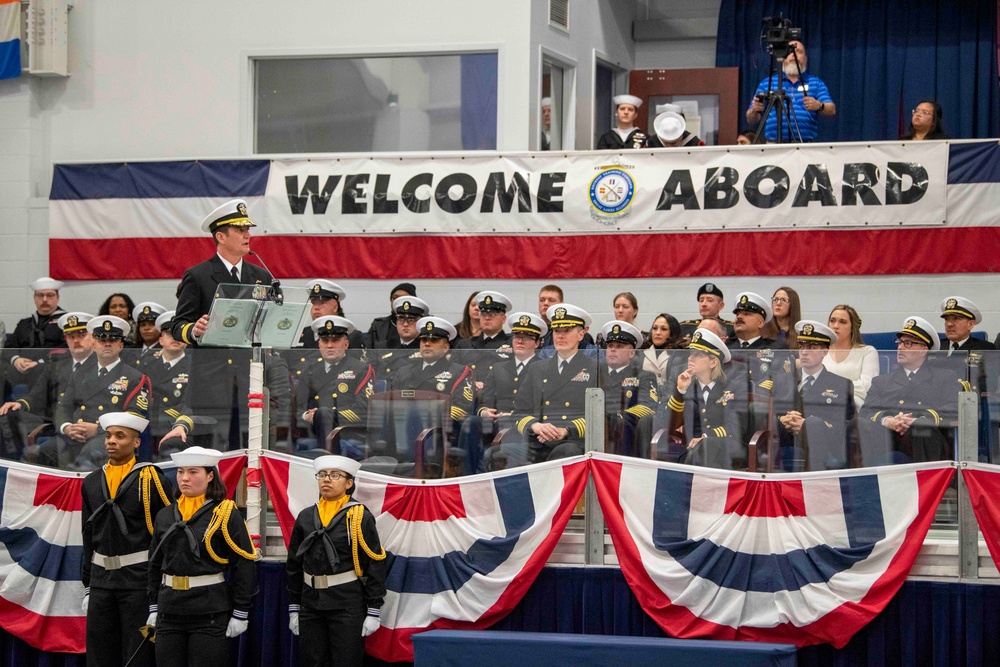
left=762, top=15, right=802, bottom=60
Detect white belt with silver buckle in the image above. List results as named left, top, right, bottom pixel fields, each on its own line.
left=303, top=571, right=359, bottom=589
left=93, top=551, right=148, bottom=570
left=161, top=573, right=225, bottom=591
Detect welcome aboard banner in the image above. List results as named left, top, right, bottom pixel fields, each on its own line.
left=49, top=140, right=999, bottom=281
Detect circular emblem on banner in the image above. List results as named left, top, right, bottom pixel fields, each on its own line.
left=589, top=168, right=635, bottom=225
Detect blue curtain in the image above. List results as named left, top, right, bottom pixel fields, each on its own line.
left=460, top=53, right=498, bottom=150
left=716, top=0, right=1000, bottom=141
left=7, top=564, right=1000, bottom=666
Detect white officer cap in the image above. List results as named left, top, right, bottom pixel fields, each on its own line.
left=601, top=320, right=642, bottom=347
left=99, top=411, right=150, bottom=434
left=613, top=94, right=643, bottom=109
left=201, top=199, right=256, bottom=234
left=155, top=310, right=176, bottom=331
left=416, top=316, right=458, bottom=341
left=30, top=277, right=64, bottom=292
left=689, top=328, right=732, bottom=363
left=940, top=297, right=982, bottom=325
left=313, top=455, right=361, bottom=477
left=170, top=446, right=224, bottom=467
left=87, top=315, right=131, bottom=339
left=899, top=316, right=941, bottom=351
left=307, top=280, right=347, bottom=301
left=475, top=291, right=513, bottom=313
left=133, top=302, right=167, bottom=323
left=795, top=320, right=838, bottom=346
left=541, top=97, right=552, bottom=108
left=547, top=303, right=592, bottom=329
left=311, top=315, right=356, bottom=337
left=507, top=311, right=548, bottom=338
left=733, top=292, right=773, bottom=324
left=58, top=312, right=93, bottom=333
left=393, top=296, right=430, bottom=318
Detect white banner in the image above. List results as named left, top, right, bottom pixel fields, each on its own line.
left=262, top=143, right=948, bottom=236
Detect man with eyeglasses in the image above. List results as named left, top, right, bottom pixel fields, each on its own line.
left=374, top=296, right=429, bottom=384
left=771, top=321, right=858, bottom=471
left=860, top=316, right=965, bottom=465
left=5, top=277, right=68, bottom=383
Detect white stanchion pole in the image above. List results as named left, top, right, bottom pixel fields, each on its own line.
left=246, top=361, right=265, bottom=554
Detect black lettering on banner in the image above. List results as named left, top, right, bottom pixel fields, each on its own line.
left=841, top=163, right=882, bottom=206
left=481, top=172, right=532, bottom=213
left=885, top=162, right=928, bottom=205
left=342, top=174, right=370, bottom=214
left=435, top=173, right=478, bottom=214
left=743, top=165, right=790, bottom=209
left=792, top=164, right=838, bottom=207
left=704, top=167, right=740, bottom=210
left=537, top=173, right=566, bottom=213
left=285, top=175, right=342, bottom=215
left=656, top=170, right=699, bottom=210
left=373, top=174, right=399, bottom=214
left=401, top=173, right=433, bottom=213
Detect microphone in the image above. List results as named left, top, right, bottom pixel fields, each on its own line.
left=248, top=251, right=283, bottom=305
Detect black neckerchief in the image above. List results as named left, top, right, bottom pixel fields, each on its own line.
left=84, top=463, right=149, bottom=536
left=151, top=499, right=216, bottom=561
left=295, top=500, right=361, bottom=570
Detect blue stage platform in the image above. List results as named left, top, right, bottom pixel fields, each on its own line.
left=3, top=562, right=998, bottom=666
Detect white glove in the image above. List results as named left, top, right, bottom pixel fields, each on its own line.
left=226, top=617, right=249, bottom=638
left=145, top=612, right=157, bottom=628
left=361, top=616, right=380, bottom=637
left=289, top=612, right=299, bottom=636
left=82, top=593, right=89, bottom=615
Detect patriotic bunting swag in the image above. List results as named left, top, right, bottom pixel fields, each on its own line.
left=0, top=452, right=981, bottom=656
left=589, top=454, right=955, bottom=648
left=260, top=451, right=588, bottom=662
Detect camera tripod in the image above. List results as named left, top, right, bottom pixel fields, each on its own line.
left=752, top=49, right=805, bottom=144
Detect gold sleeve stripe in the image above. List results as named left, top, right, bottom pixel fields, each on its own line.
left=165, top=408, right=179, bottom=418
left=341, top=409, right=360, bottom=423
left=450, top=407, right=468, bottom=420
left=927, top=409, right=941, bottom=425
left=760, top=380, right=773, bottom=391
left=180, top=322, right=195, bottom=345
left=175, top=415, right=194, bottom=433
left=713, top=427, right=727, bottom=437
left=573, top=418, right=587, bottom=436
left=18, top=399, right=30, bottom=410
left=626, top=405, right=655, bottom=419
left=667, top=396, right=685, bottom=413
left=517, top=416, right=535, bottom=434
left=871, top=411, right=883, bottom=423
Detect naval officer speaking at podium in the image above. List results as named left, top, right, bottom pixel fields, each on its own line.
left=167, top=200, right=274, bottom=450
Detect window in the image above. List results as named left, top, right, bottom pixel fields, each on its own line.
left=541, top=61, right=565, bottom=151
left=254, top=53, right=498, bottom=154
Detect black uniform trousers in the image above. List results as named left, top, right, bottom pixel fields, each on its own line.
left=87, top=587, right=152, bottom=667
left=155, top=610, right=230, bottom=667
left=299, top=604, right=366, bottom=667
